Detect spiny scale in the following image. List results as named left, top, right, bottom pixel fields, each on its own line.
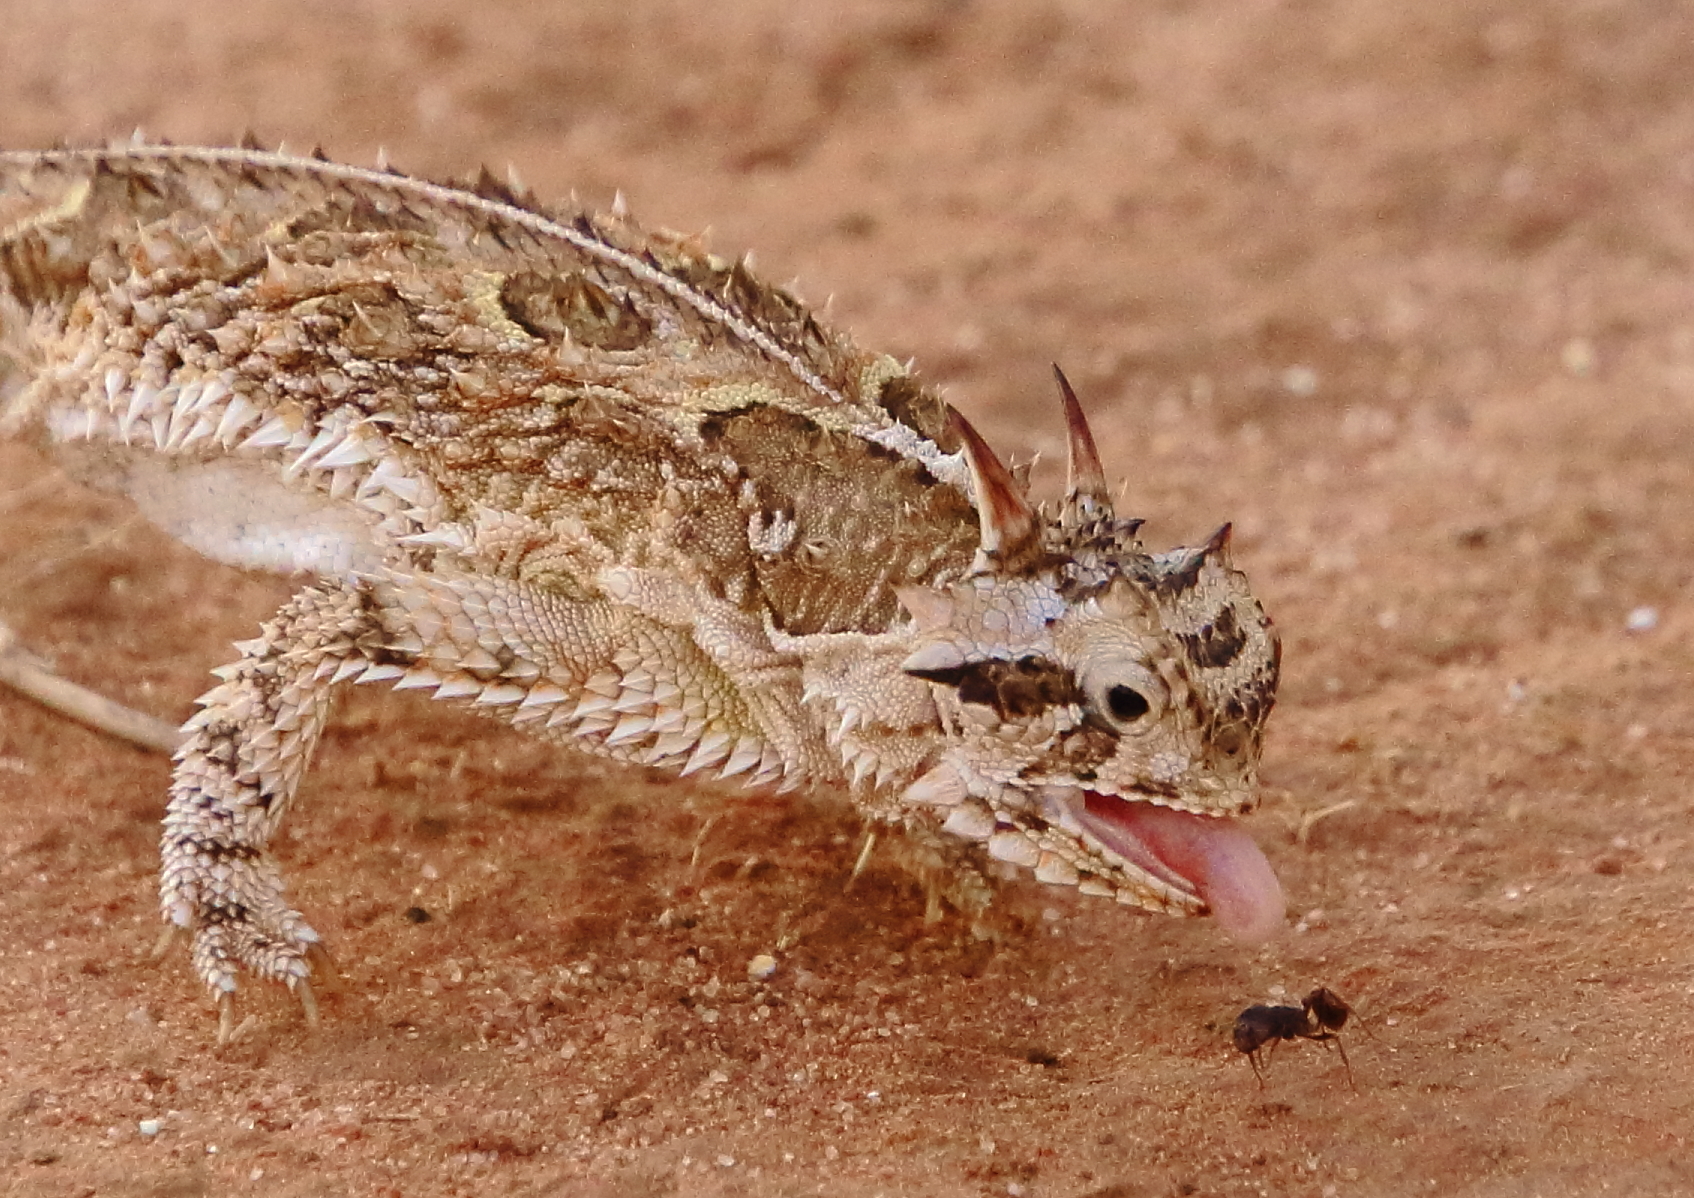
left=0, top=142, right=1283, bottom=1038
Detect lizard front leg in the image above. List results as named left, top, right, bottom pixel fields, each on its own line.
left=161, top=577, right=381, bottom=1040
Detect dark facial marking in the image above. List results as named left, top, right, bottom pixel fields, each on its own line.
left=1180, top=604, right=1248, bottom=670
left=906, top=655, right=1086, bottom=720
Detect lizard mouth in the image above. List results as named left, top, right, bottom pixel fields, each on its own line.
left=1073, top=791, right=1285, bottom=944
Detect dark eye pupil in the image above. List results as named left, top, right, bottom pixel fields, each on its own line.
left=1106, top=685, right=1150, bottom=722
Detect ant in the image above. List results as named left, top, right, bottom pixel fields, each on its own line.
left=1232, top=986, right=1356, bottom=1091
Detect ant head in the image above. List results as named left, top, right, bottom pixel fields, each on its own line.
left=1303, top=987, right=1351, bottom=1031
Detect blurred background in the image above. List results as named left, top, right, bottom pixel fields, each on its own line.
left=3, top=3, right=1693, bottom=1194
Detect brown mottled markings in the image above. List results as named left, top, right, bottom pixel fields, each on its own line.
left=905, top=655, right=1086, bottom=721
left=1211, top=721, right=1252, bottom=759
left=1221, top=683, right=1275, bottom=731
left=698, top=403, right=978, bottom=636
left=285, top=191, right=437, bottom=238
left=1153, top=552, right=1205, bottom=596
left=499, top=269, right=652, bottom=350
left=875, top=374, right=959, bottom=452
left=1180, top=604, right=1248, bottom=669
left=331, top=284, right=422, bottom=359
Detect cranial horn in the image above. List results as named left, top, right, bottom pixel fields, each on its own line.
left=1154, top=523, right=1235, bottom=594
left=1202, top=522, right=1233, bottom=563
left=947, top=405, right=1043, bottom=566
left=1053, top=364, right=1111, bottom=520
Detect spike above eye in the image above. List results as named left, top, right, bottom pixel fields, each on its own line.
left=948, top=405, right=1043, bottom=567
left=1053, top=364, right=1111, bottom=520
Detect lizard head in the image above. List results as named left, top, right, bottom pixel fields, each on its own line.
left=895, top=369, right=1284, bottom=941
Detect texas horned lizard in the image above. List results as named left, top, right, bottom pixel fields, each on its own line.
left=0, top=143, right=1283, bottom=1039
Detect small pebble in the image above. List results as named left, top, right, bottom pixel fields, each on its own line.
left=1562, top=337, right=1596, bottom=375
left=747, top=953, right=778, bottom=981
left=1626, top=606, right=1659, bottom=633
left=137, top=1120, right=161, bottom=1137
left=1282, top=365, right=1319, bottom=396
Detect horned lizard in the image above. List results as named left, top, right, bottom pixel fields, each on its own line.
left=0, top=142, right=1283, bottom=1040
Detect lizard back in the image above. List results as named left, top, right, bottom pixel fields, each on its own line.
left=0, top=145, right=978, bottom=636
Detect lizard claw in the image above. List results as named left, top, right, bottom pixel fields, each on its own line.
left=151, top=924, right=183, bottom=960
left=212, top=969, right=324, bottom=1044
left=216, top=992, right=244, bottom=1045
left=292, top=975, right=320, bottom=1030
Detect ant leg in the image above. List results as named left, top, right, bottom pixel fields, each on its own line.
left=1308, top=1030, right=1358, bottom=1092
left=1333, top=1035, right=1357, bottom=1092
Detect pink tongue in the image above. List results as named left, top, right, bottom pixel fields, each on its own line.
left=1081, top=796, right=1285, bottom=944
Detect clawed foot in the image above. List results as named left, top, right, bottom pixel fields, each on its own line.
left=154, top=898, right=335, bottom=1042
left=214, top=959, right=325, bottom=1044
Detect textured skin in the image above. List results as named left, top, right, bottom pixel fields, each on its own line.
left=0, top=144, right=1281, bottom=1032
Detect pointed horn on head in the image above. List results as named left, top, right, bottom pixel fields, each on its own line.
left=948, top=405, right=1042, bottom=566
left=1054, top=365, right=1110, bottom=518
left=1202, top=522, right=1233, bottom=563
left=1159, top=523, right=1235, bottom=595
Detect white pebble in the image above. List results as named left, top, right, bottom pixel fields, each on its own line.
left=138, top=1119, right=161, bottom=1137
left=1626, top=606, right=1659, bottom=633
left=747, top=953, right=778, bottom=981
left=1282, top=365, right=1319, bottom=396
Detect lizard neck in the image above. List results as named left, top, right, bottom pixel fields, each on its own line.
left=771, top=624, right=944, bottom=810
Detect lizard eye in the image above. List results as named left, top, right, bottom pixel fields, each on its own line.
left=1106, top=685, right=1150, bottom=722
left=1081, top=661, right=1166, bottom=731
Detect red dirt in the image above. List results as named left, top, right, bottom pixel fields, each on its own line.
left=4, top=2, right=1693, bottom=1195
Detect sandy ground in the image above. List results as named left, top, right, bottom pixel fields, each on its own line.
left=3, top=1, right=1694, bottom=1194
